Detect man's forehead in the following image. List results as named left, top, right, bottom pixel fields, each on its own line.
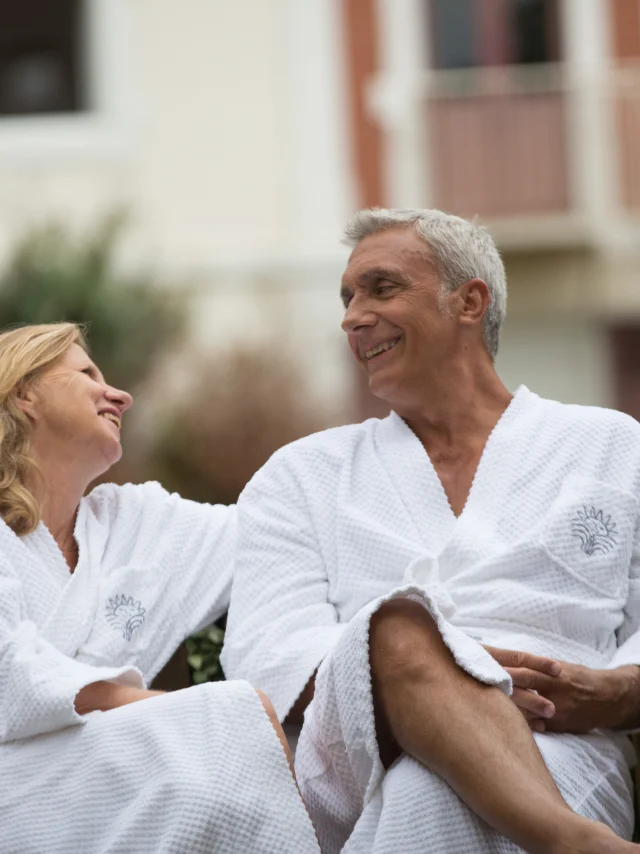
left=343, top=227, right=433, bottom=282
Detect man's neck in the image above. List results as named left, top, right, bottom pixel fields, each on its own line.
left=394, top=362, right=513, bottom=459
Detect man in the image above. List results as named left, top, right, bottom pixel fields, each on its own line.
left=223, top=208, right=640, bottom=853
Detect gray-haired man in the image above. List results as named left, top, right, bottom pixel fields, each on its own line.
left=224, top=208, right=640, bottom=853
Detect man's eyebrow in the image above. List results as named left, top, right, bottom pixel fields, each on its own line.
left=358, top=266, right=407, bottom=285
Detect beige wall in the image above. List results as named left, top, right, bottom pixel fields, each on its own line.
left=497, top=317, right=612, bottom=406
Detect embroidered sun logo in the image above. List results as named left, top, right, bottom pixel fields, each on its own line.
left=571, top=505, right=617, bottom=556
left=105, top=594, right=146, bottom=641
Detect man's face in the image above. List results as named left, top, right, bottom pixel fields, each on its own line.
left=340, top=226, right=458, bottom=406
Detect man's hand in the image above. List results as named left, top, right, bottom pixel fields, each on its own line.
left=485, top=646, right=640, bottom=733
left=483, top=646, right=560, bottom=730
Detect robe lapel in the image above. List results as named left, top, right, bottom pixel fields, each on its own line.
left=374, top=387, right=537, bottom=571
left=374, top=411, right=456, bottom=556
left=437, top=386, right=538, bottom=580
left=37, top=500, right=109, bottom=657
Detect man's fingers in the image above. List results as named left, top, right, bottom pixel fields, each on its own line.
left=484, top=645, right=561, bottom=676
left=511, top=686, right=556, bottom=719
left=507, top=667, right=558, bottom=694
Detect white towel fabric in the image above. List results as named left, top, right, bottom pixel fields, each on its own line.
left=223, top=386, right=640, bottom=851
left=0, top=481, right=319, bottom=854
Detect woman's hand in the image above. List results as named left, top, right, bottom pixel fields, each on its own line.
left=74, top=681, right=165, bottom=715
left=484, top=646, right=640, bottom=733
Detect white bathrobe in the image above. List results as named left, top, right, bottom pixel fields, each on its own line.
left=0, top=481, right=319, bottom=854
left=223, top=386, right=640, bottom=853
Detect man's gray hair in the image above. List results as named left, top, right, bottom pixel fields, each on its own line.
left=343, top=208, right=507, bottom=359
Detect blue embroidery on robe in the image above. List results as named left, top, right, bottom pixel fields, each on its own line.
left=105, top=595, right=146, bottom=641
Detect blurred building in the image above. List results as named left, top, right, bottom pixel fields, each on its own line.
left=0, top=0, right=639, bottom=418
left=0, top=0, right=355, bottom=413
left=352, top=0, right=640, bottom=417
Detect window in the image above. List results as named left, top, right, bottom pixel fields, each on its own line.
left=429, top=0, right=560, bottom=69
left=0, top=0, right=84, bottom=116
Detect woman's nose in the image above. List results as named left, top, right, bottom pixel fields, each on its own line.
left=106, top=386, right=133, bottom=413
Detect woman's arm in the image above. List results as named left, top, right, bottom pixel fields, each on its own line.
left=74, top=681, right=164, bottom=715
left=0, top=563, right=144, bottom=743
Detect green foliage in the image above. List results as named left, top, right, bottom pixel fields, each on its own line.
left=185, top=625, right=226, bottom=684
left=0, top=213, right=186, bottom=391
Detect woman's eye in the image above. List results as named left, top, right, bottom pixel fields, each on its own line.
left=81, top=368, right=94, bottom=376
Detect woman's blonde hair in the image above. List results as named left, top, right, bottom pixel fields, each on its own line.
left=0, top=323, right=87, bottom=535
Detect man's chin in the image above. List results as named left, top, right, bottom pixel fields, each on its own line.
left=368, top=375, right=397, bottom=407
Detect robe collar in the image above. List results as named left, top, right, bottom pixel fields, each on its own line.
left=373, top=385, right=536, bottom=557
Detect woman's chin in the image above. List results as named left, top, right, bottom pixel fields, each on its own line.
left=99, top=440, right=123, bottom=472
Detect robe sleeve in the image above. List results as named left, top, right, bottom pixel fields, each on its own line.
left=0, top=562, right=143, bottom=744
left=608, top=521, right=640, bottom=670
left=222, top=453, right=344, bottom=721
left=163, top=493, right=237, bottom=637
left=86, top=482, right=236, bottom=679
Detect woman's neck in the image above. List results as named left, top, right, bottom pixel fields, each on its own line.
left=34, top=454, right=89, bottom=571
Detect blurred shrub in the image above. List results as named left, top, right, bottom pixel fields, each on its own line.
left=186, top=625, right=226, bottom=684
left=147, top=345, right=328, bottom=506
left=0, top=213, right=186, bottom=391
left=146, top=345, right=330, bottom=686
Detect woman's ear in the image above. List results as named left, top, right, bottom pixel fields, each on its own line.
left=15, top=384, right=38, bottom=420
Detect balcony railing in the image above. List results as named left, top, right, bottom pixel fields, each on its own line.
left=615, top=66, right=640, bottom=212
left=421, top=64, right=640, bottom=227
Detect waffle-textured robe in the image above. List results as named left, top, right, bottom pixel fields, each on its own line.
left=223, top=386, right=640, bottom=852
left=0, top=481, right=319, bottom=854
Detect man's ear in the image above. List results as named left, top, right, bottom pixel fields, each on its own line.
left=457, top=278, right=490, bottom=327
left=15, top=384, right=39, bottom=420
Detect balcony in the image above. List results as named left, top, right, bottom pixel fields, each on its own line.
left=400, top=63, right=640, bottom=248
left=428, top=66, right=569, bottom=219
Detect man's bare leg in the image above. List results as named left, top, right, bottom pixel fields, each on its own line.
left=370, top=599, right=636, bottom=854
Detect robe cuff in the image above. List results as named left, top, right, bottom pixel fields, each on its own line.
left=2, top=657, right=144, bottom=743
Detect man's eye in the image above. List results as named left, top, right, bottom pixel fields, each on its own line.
left=81, top=368, right=94, bottom=376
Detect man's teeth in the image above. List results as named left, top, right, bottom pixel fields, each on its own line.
left=365, top=339, right=399, bottom=360
left=100, top=412, right=121, bottom=428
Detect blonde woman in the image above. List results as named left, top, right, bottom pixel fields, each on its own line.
left=0, top=324, right=319, bottom=854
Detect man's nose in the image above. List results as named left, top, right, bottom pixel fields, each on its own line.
left=105, top=386, right=133, bottom=414
left=341, top=296, right=377, bottom=333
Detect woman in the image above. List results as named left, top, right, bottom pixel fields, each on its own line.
left=0, top=323, right=319, bottom=854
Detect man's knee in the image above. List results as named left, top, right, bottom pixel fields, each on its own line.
left=370, top=597, right=441, bottom=685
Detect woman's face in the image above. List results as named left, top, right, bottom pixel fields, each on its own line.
left=21, top=343, right=133, bottom=479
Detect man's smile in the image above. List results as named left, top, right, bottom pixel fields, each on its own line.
left=363, top=336, right=402, bottom=361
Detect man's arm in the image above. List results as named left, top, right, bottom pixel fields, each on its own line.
left=487, top=648, right=640, bottom=732
left=490, top=519, right=640, bottom=733
left=222, top=450, right=344, bottom=722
